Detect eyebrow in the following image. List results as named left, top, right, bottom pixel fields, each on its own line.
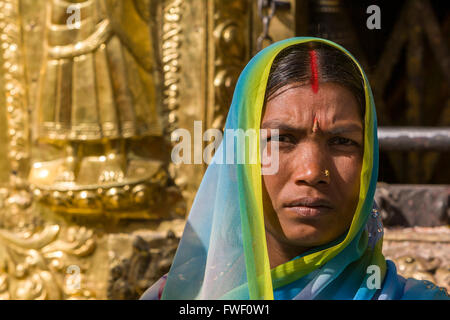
left=328, top=123, right=363, bottom=134
left=261, top=120, right=363, bottom=134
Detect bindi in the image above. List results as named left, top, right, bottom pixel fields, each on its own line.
left=309, top=50, right=319, bottom=93
left=309, top=50, right=319, bottom=132
left=312, top=115, right=319, bottom=133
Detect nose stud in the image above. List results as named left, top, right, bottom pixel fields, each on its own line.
left=324, top=169, right=330, bottom=177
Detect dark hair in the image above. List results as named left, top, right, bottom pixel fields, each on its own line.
left=265, top=42, right=365, bottom=117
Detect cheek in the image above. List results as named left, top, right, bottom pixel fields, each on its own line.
left=332, top=154, right=363, bottom=194
left=262, top=174, right=279, bottom=203
left=262, top=175, right=278, bottom=227
left=262, top=147, right=295, bottom=196
left=262, top=171, right=290, bottom=213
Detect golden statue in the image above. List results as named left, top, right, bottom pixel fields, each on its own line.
left=0, top=0, right=186, bottom=300
left=28, top=0, right=172, bottom=217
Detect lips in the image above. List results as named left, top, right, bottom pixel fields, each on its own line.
left=285, top=197, right=333, bottom=208
left=283, top=197, right=333, bottom=218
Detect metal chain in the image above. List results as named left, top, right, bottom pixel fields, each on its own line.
left=256, top=0, right=291, bottom=51
left=257, top=0, right=277, bottom=51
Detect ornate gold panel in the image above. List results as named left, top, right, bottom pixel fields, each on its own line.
left=0, top=0, right=254, bottom=299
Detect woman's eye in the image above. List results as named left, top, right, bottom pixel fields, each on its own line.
left=267, top=134, right=295, bottom=143
left=329, top=136, right=357, bottom=146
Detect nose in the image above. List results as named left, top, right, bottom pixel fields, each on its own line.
left=290, top=140, right=330, bottom=186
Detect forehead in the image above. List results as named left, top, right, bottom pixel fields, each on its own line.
left=262, top=82, right=362, bottom=124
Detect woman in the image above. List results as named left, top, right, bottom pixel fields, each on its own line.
left=141, top=37, right=449, bottom=300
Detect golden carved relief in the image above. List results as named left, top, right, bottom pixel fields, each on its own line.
left=208, top=0, right=251, bottom=131
left=0, top=0, right=251, bottom=299
left=20, top=0, right=182, bottom=218
left=161, top=0, right=182, bottom=137
left=0, top=0, right=30, bottom=189
left=0, top=0, right=187, bottom=300
left=0, top=188, right=96, bottom=299
left=163, top=0, right=204, bottom=212
left=0, top=224, right=96, bottom=300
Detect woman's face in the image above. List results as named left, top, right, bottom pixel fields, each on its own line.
left=261, top=82, right=364, bottom=266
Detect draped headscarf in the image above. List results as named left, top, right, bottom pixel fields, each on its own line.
left=145, top=37, right=449, bottom=300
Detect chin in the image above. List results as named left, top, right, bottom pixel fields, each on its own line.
left=283, top=223, right=340, bottom=248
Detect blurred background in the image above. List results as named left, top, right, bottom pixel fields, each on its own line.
left=0, top=0, right=448, bottom=299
